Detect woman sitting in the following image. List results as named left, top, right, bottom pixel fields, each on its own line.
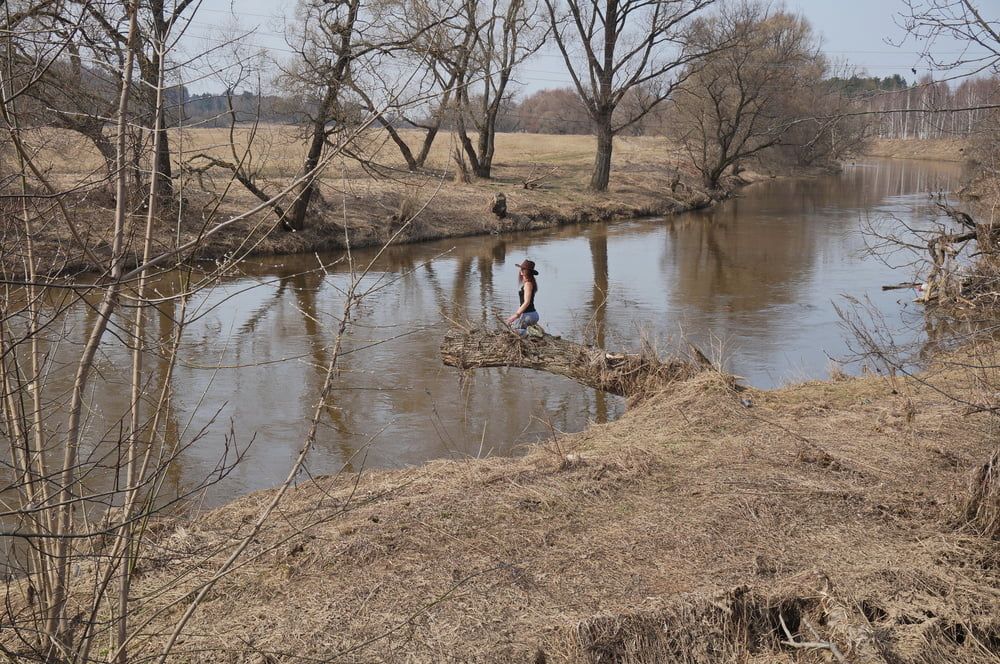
left=506, top=259, right=540, bottom=336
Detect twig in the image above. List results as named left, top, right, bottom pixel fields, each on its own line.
left=778, top=613, right=847, bottom=663
left=521, top=164, right=558, bottom=189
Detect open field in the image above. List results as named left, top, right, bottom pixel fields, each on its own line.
left=8, top=127, right=743, bottom=276
left=10, top=346, right=996, bottom=662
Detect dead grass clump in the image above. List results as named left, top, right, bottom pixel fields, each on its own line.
left=601, top=353, right=703, bottom=404
left=566, top=573, right=1000, bottom=664
left=960, top=445, right=1000, bottom=539
left=569, top=587, right=805, bottom=664
left=796, top=442, right=855, bottom=473
left=828, top=361, right=850, bottom=382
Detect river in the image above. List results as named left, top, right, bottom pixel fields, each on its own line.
left=15, top=158, right=965, bottom=505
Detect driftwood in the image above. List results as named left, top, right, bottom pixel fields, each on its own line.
left=881, top=282, right=921, bottom=291
left=441, top=328, right=710, bottom=398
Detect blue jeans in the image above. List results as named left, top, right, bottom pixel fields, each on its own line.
left=514, top=311, right=539, bottom=335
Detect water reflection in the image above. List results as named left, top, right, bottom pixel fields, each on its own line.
left=14, top=158, right=964, bottom=504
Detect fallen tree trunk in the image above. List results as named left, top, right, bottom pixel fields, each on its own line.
left=441, top=328, right=709, bottom=398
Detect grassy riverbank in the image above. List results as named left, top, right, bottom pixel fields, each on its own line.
left=862, top=137, right=968, bottom=162
left=50, top=351, right=998, bottom=662
left=10, top=128, right=786, bottom=276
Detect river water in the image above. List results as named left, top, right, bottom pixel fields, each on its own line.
left=24, top=158, right=965, bottom=504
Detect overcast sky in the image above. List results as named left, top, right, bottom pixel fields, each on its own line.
left=178, top=0, right=993, bottom=94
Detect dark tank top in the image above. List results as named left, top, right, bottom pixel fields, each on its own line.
left=519, top=283, right=537, bottom=313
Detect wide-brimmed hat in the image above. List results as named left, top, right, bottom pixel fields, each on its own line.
left=517, top=260, right=539, bottom=275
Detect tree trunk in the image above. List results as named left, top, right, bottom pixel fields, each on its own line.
left=146, top=2, right=173, bottom=202
left=457, top=114, right=484, bottom=178
left=413, top=81, right=456, bottom=168
left=474, top=120, right=495, bottom=178
left=441, top=328, right=708, bottom=398
left=288, top=85, right=338, bottom=231
left=288, top=118, right=326, bottom=230
left=287, top=0, right=358, bottom=230
left=415, top=125, right=440, bottom=167
left=378, top=115, right=419, bottom=171
left=473, top=141, right=491, bottom=178
left=153, top=117, right=173, bottom=200
left=590, top=119, right=613, bottom=191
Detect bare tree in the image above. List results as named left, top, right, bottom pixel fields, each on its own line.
left=349, top=0, right=462, bottom=172
left=452, top=0, right=547, bottom=179
left=671, top=3, right=828, bottom=190
left=0, top=0, right=125, bottom=196
left=543, top=0, right=717, bottom=191
left=74, top=0, right=201, bottom=201
left=282, top=0, right=446, bottom=230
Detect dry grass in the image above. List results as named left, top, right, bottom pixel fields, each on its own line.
left=862, top=138, right=968, bottom=163
left=961, top=446, right=1000, bottom=540
left=17, top=357, right=996, bottom=662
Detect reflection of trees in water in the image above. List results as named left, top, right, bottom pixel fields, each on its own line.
left=153, top=298, right=184, bottom=497
left=859, top=159, right=964, bottom=200
left=477, top=254, right=496, bottom=326
left=450, top=256, right=475, bottom=321
left=662, top=159, right=962, bottom=329
left=288, top=269, right=359, bottom=464
left=666, top=198, right=818, bottom=317
left=589, top=231, right=609, bottom=348
left=920, top=309, right=997, bottom=361
left=305, top=236, right=531, bottom=467
left=588, top=231, right=609, bottom=423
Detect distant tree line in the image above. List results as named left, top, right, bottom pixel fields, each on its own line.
left=827, top=74, right=910, bottom=96
left=847, top=75, right=1000, bottom=140
left=179, top=90, right=310, bottom=126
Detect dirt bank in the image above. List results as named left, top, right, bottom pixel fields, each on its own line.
left=41, top=352, right=997, bottom=662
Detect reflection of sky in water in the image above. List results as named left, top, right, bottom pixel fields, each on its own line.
left=36, top=158, right=965, bottom=503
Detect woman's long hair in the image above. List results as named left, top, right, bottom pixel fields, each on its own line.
left=519, top=268, right=537, bottom=290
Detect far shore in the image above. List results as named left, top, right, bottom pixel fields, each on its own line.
left=862, top=137, right=968, bottom=162
left=12, top=131, right=973, bottom=280
left=13, top=128, right=821, bottom=277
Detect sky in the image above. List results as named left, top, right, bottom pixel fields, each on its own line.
left=178, top=0, right=994, bottom=94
